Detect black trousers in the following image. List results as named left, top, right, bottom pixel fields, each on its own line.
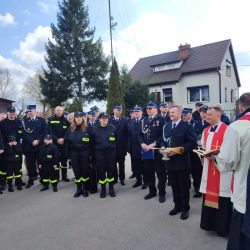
left=227, top=209, right=250, bottom=250
left=131, top=158, right=147, bottom=184
left=144, top=158, right=166, bottom=195
left=40, top=163, right=59, bottom=186
left=0, top=156, right=7, bottom=187
left=6, top=161, right=22, bottom=186
left=114, top=155, right=125, bottom=181
left=25, top=152, right=39, bottom=181
left=70, top=150, right=90, bottom=188
left=168, top=169, right=190, bottom=212
left=95, top=149, right=116, bottom=184
left=88, top=157, right=97, bottom=192
left=190, top=152, right=203, bottom=192
left=58, top=150, right=68, bottom=179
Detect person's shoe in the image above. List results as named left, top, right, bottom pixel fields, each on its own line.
left=53, top=186, right=58, bottom=192
left=20, top=180, right=26, bottom=186
left=26, top=181, right=33, bottom=189
left=8, top=186, right=14, bottom=192
left=169, top=208, right=181, bottom=216
left=0, top=185, right=6, bottom=191
left=159, top=194, right=166, bottom=203
left=180, top=211, right=189, bottom=220
left=0, top=190, right=2, bottom=194
left=120, top=180, right=125, bottom=186
left=129, top=174, right=135, bottom=179
left=100, top=190, right=106, bottom=198
left=82, top=189, right=89, bottom=197
left=113, top=179, right=118, bottom=184
left=40, top=186, right=49, bottom=192
left=144, top=193, right=156, bottom=200
left=109, top=189, right=116, bottom=197
left=193, top=192, right=202, bottom=198
left=17, top=186, right=23, bottom=191
left=74, top=190, right=82, bottom=198
left=132, top=181, right=142, bottom=188
left=62, top=178, right=70, bottom=182
left=141, top=184, right=148, bottom=190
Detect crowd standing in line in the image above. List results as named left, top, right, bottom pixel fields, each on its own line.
left=0, top=93, right=250, bottom=250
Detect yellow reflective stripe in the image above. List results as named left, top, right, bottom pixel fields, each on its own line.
left=18, top=130, right=22, bottom=134
left=99, top=179, right=106, bottom=184
left=106, top=177, right=114, bottom=183
left=50, top=121, right=60, bottom=124
left=81, top=177, right=89, bottom=182
left=0, top=171, right=7, bottom=175
left=63, top=125, right=67, bottom=129
left=14, top=175, right=22, bottom=178
left=47, top=155, right=53, bottom=159
left=109, top=136, right=115, bottom=141
left=7, top=176, right=14, bottom=180
left=75, top=178, right=82, bottom=183
left=82, top=137, right=90, bottom=142
left=50, top=179, right=58, bottom=184
left=43, top=179, right=50, bottom=183
left=15, top=155, right=19, bottom=158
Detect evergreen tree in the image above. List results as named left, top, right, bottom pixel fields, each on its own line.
left=40, top=0, right=109, bottom=110
left=106, top=58, right=124, bottom=114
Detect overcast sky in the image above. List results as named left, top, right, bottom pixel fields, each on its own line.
left=0, top=0, right=249, bottom=105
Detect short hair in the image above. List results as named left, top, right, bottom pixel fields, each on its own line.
left=170, top=105, right=183, bottom=113
left=239, top=92, right=250, bottom=108
left=208, top=106, right=222, bottom=113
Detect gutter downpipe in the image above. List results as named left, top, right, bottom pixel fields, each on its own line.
left=217, top=67, right=222, bottom=103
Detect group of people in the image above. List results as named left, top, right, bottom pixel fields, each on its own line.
left=0, top=92, right=250, bottom=250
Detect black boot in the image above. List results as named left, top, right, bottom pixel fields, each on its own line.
left=100, top=184, right=106, bottom=198
left=40, top=184, right=49, bottom=191
left=82, top=182, right=89, bottom=197
left=109, top=183, right=116, bottom=197
left=62, top=168, right=70, bottom=182
left=16, top=179, right=23, bottom=191
left=52, top=185, right=58, bottom=192
left=7, top=180, right=14, bottom=192
left=74, top=183, right=82, bottom=198
left=26, top=179, right=34, bottom=189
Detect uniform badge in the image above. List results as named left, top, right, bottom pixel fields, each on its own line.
left=156, top=120, right=160, bottom=126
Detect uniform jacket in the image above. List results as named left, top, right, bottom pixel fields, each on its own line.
left=108, top=116, right=127, bottom=157
left=39, top=143, right=59, bottom=166
left=0, top=130, right=3, bottom=150
left=192, top=110, right=201, bottom=121
left=4, top=144, right=22, bottom=162
left=221, top=113, right=230, bottom=125
left=161, top=120, right=197, bottom=171
left=160, top=114, right=171, bottom=125
left=193, top=120, right=209, bottom=143
left=92, top=124, right=116, bottom=151
left=22, top=116, right=47, bottom=153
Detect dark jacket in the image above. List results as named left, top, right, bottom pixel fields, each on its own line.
left=108, top=116, right=127, bottom=157
left=221, top=113, right=230, bottom=125
left=0, top=130, right=3, bottom=150
left=92, top=124, right=116, bottom=151
left=161, top=120, right=197, bottom=171
left=22, top=116, right=47, bottom=153
left=160, top=114, right=171, bottom=125
left=193, top=120, right=209, bottom=141
left=0, top=118, right=23, bottom=145
left=4, top=144, right=22, bottom=162
left=64, top=125, right=91, bottom=153
left=39, top=143, right=58, bottom=166
left=192, top=110, right=201, bottom=121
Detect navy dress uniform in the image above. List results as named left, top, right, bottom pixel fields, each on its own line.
left=162, top=119, right=197, bottom=219
left=159, top=102, right=171, bottom=124
left=0, top=131, right=4, bottom=194
left=108, top=106, right=128, bottom=185
left=138, top=101, right=167, bottom=202
left=47, top=113, right=70, bottom=181
left=92, top=112, right=117, bottom=198
left=22, top=105, right=47, bottom=188
left=127, top=106, right=147, bottom=188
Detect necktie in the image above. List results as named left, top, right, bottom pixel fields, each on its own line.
left=210, top=125, right=218, bottom=132
left=172, top=123, right=176, bottom=130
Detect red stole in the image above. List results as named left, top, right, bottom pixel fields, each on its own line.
left=203, top=123, right=228, bottom=208
left=231, top=112, right=250, bottom=193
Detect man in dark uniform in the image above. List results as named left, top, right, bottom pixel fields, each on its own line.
left=0, top=130, right=4, bottom=194
left=161, top=105, right=197, bottom=220
left=47, top=106, right=70, bottom=182
left=159, top=102, right=170, bottom=124
left=87, top=110, right=99, bottom=193
left=192, top=102, right=203, bottom=121
left=0, top=106, right=25, bottom=188
left=22, top=105, right=47, bottom=188
left=127, top=105, right=147, bottom=189
left=108, top=105, right=127, bottom=185
left=138, top=101, right=167, bottom=203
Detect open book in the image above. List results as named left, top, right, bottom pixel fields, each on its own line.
left=193, top=148, right=220, bottom=157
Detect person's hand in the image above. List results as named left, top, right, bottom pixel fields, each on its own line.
left=54, top=165, right=60, bottom=170
left=32, top=140, right=39, bottom=146
left=147, top=142, right=156, bottom=150
left=38, top=165, right=42, bottom=169
left=141, top=143, right=148, bottom=151
left=12, top=141, right=17, bottom=146
left=0, top=149, right=4, bottom=154
left=57, top=138, right=64, bottom=145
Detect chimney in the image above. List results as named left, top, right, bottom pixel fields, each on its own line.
left=178, top=43, right=191, bottom=61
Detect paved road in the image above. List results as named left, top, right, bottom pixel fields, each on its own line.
left=0, top=159, right=227, bottom=250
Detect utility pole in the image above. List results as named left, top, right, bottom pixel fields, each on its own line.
left=108, top=0, right=117, bottom=62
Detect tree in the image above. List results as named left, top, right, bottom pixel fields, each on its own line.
left=0, top=69, right=12, bottom=98
left=40, top=0, right=109, bottom=110
left=106, top=58, right=124, bottom=114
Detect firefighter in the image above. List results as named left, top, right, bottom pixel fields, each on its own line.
left=0, top=131, right=4, bottom=194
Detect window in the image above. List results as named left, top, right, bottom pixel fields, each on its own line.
left=231, top=89, right=234, bottom=103
left=225, top=87, right=227, bottom=103
left=187, top=86, right=209, bottom=103
left=154, top=61, right=183, bottom=72
left=151, top=91, right=161, bottom=103
left=226, top=65, right=231, bottom=77
left=163, top=88, right=173, bottom=102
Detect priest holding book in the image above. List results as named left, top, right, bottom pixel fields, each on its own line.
left=199, top=105, right=232, bottom=237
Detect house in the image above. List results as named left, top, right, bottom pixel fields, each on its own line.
left=130, top=39, right=240, bottom=120
left=0, top=98, right=15, bottom=113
